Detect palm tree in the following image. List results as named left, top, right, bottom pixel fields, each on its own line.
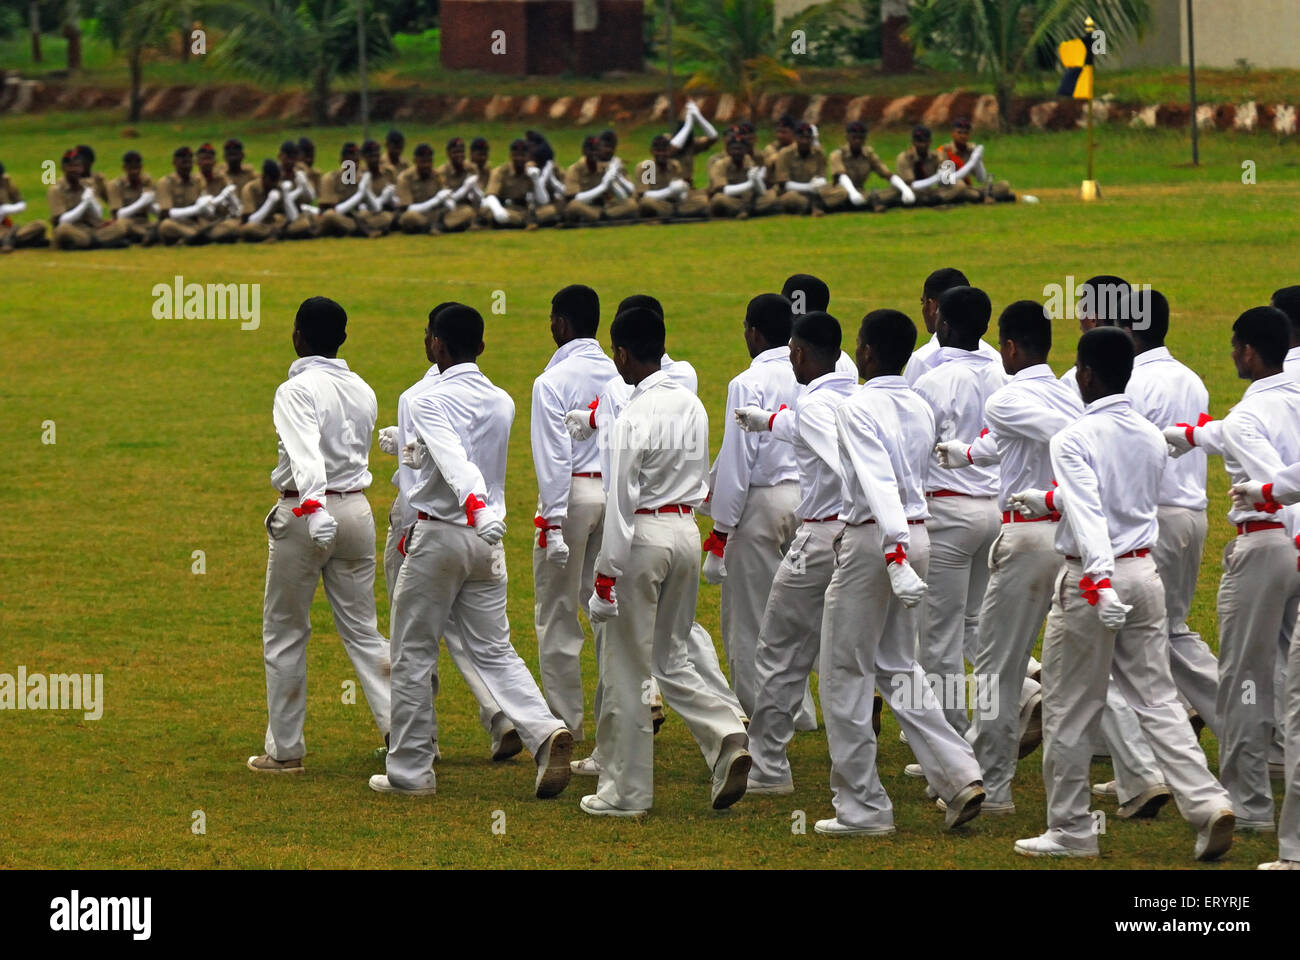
left=674, top=0, right=799, bottom=121
left=214, top=0, right=393, bottom=126
left=908, top=0, right=1150, bottom=131
left=92, top=0, right=178, bottom=119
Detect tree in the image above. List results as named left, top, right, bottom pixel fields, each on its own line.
left=30, top=1, right=42, bottom=63
left=880, top=0, right=911, bottom=73
left=674, top=0, right=799, bottom=121
left=61, top=0, right=81, bottom=70
left=92, top=0, right=177, bottom=120
left=908, top=0, right=1150, bottom=130
left=214, top=0, right=393, bottom=126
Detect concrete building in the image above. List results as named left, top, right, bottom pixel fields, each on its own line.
left=440, top=0, right=643, bottom=76
left=1115, top=0, right=1300, bottom=69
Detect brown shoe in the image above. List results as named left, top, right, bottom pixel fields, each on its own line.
left=247, top=753, right=304, bottom=774
left=872, top=694, right=883, bottom=736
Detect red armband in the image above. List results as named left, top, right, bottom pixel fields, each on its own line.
left=1045, top=489, right=1055, bottom=512
left=1177, top=412, right=1214, bottom=447
left=1079, top=575, right=1112, bottom=606
left=1255, top=483, right=1281, bottom=514
left=768, top=403, right=789, bottom=431
left=397, top=533, right=407, bottom=557
left=702, top=530, right=728, bottom=557
left=292, top=499, right=323, bottom=517
left=464, top=493, right=487, bottom=526
left=588, top=398, right=599, bottom=428
left=534, top=515, right=561, bottom=547
left=594, top=573, right=616, bottom=602
left=884, top=544, right=907, bottom=567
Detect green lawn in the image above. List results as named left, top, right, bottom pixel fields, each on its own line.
left=1, top=116, right=1296, bottom=869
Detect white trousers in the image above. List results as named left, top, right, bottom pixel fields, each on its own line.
left=261, top=492, right=391, bottom=760
left=593, top=514, right=749, bottom=811
left=969, top=519, right=1063, bottom=805
left=533, top=476, right=604, bottom=739
left=1215, top=527, right=1300, bottom=823
left=749, top=519, right=841, bottom=785
left=1279, top=618, right=1300, bottom=860
left=1041, top=556, right=1230, bottom=848
left=917, top=494, right=1001, bottom=736
left=385, top=500, right=505, bottom=743
left=821, top=523, right=982, bottom=829
left=720, top=481, right=808, bottom=722
left=386, top=520, right=563, bottom=789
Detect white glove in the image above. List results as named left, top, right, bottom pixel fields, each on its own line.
left=1162, top=425, right=1194, bottom=457
left=1096, top=588, right=1132, bottom=631
left=1229, top=480, right=1267, bottom=512
left=377, top=425, right=398, bottom=455
left=564, top=408, right=596, bottom=441
left=306, top=509, right=338, bottom=547
left=1009, top=489, right=1052, bottom=519
left=809, top=176, right=828, bottom=189
left=588, top=590, right=619, bottom=623
left=886, top=556, right=927, bottom=608
left=536, top=522, right=569, bottom=567
left=935, top=439, right=973, bottom=469
left=890, top=174, right=916, bottom=205
left=734, top=405, right=775, bottom=432
left=474, top=505, right=506, bottom=546
left=401, top=440, right=429, bottom=469
left=702, top=550, right=727, bottom=585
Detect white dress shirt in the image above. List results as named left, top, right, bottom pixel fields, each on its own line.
left=903, top=331, right=1000, bottom=386
left=391, top=364, right=441, bottom=528
left=1220, top=372, right=1300, bottom=531
left=1125, top=346, right=1210, bottom=510
left=770, top=370, right=859, bottom=519
left=1059, top=365, right=1081, bottom=398
left=597, top=370, right=711, bottom=578
left=407, top=363, right=514, bottom=523
left=710, top=346, right=800, bottom=532
left=1271, top=460, right=1300, bottom=503
left=967, top=364, right=1083, bottom=512
left=1286, top=345, right=1300, bottom=378
left=270, top=355, right=377, bottom=507
left=834, top=375, right=934, bottom=548
left=1049, top=394, right=1165, bottom=579
left=912, top=346, right=1007, bottom=496
left=836, top=351, right=858, bottom=378
left=531, top=337, right=618, bottom=520
left=594, top=353, right=697, bottom=485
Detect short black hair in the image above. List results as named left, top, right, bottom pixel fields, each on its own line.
left=279, top=140, right=299, bottom=157
left=1079, top=275, right=1130, bottom=325
left=937, top=286, right=992, bottom=342
left=76, top=144, right=95, bottom=165
left=386, top=129, right=405, bottom=145
left=1076, top=327, right=1134, bottom=392
left=846, top=120, right=867, bottom=134
left=224, top=138, right=243, bottom=151
left=1232, top=306, right=1291, bottom=368
left=552, top=284, right=600, bottom=338
left=617, top=294, right=663, bottom=319
left=912, top=125, right=931, bottom=141
left=859, top=309, right=917, bottom=373
left=426, top=301, right=464, bottom=330
left=777, top=114, right=796, bottom=130
left=447, top=136, right=464, bottom=151
left=998, top=300, right=1052, bottom=357
left=610, top=306, right=665, bottom=364
left=509, top=138, right=528, bottom=153
left=361, top=139, right=381, bottom=154
left=433, top=304, right=485, bottom=361
left=923, top=267, right=969, bottom=301
left=1118, top=288, right=1169, bottom=345
left=261, top=158, right=280, bottom=178
left=413, top=143, right=434, bottom=158
left=1269, top=285, right=1300, bottom=339
left=173, top=145, right=192, bottom=159
left=745, top=293, right=793, bottom=348
left=791, top=311, right=841, bottom=366
left=297, top=136, right=315, bottom=156
left=295, top=297, right=348, bottom=355
left=470, top=137, right=489, bottom=151
left=651, top=133, right=670, bottom=150
left=122, top=150, right=142, bottom=165
left=599, top=129, right=618, bottom=145
left=340, top=142, right=359, bottom=158
left=782, top=274, right=829, bottom=314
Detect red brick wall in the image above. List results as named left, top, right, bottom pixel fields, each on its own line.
left=441, top=0, right=644, bottom=76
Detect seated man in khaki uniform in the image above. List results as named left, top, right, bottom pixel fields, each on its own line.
left=480, top=138, right=559, bottom=230
left=762, top=114, right=797, bottom=181
left=195, top=143, right=243, bottom=243
left=938, top=116, right=1015, bottom=203
left=396, top=143, right=448, bottom=234
left=48, top=149, right=129, bottom=250
left=217, top=138, right=256, bottom=195
left=708, top=134, right=778, bottom=219
left=774, top=123, right=828, bottom=216
left=272, top=140, right=319, bottom=240
left=296, top=137, right=322, bottom=198
left=0, top=160, right=50, bottom=251
left=821, top=120, right=911, bottom=213
left=382, top=129, right=409, bottom=178
left=668, top=98, right=720, bottom=190
left=635, top=134, right=707, bottom=221
left=75, top=145, right=111, bottom=205
left=896, top=125, right=981, bottom=207
left=319, top=142, right=387, bottom=238
left=157, top=146, right=224, bottom=245
left=239, top=159, right=296, bottom=242
left=563, top=136, right=634, bottom=225
left=436, top=137, right=486, bottom=233
left=106, top=150, right=158, bottom=246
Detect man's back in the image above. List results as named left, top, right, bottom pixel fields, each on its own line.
left=271, top=356, right=377, bottom=493
left=913, top=347, right=1007, bottom=494
left=1127, top=347, right=1209, bottom=509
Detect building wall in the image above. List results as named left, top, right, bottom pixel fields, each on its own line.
left=441, top=0, right=644, bottom=76
left=1113, top=0, right=1300, bottom=69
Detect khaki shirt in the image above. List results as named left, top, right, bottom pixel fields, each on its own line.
left=217, top=163, right=256, bottom=193
left=156, top=172, right=203, bottom=214
left=708, top=155, right=758, bottom=193
left=762, top=140, right=788, bottom=174
left=829, top=144, right=891, bottom=187
left=563, top=158, right=608, bottom=197
left=0, top=173, right=23, bottom=207
left=240, top=179, right=283, bottom=217
left=88, top=170, right=110, bottom=204
left=634, top=157, right=686, bottom=196
left=295, top=162, right=322, bottom=197
left=895, top=146, right=941, bottom=184
left=363, top=165, right=398, bottom=194
left=486, top=162, right=534, bottom=205
left=381, top=156, right=410, bottom=178
left=48, top=176, right=105, bottom=227
left=938, top=141, right=980, bottom=185
left=318, top=168, right=357, bottom=207
left=107, top=172, right=156, bottom=221
left=774, top=144, right=825, bottom=185
left=198, top=170, right=230, bottom=198
left=673, top=136, right=713, bottom=187
left=396, top=167, right=444, bottom=206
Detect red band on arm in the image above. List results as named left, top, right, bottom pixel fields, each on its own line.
left=768, top=403, right=788, bottom=431
left=464, top=493, right=487, bottom=526
left=534, top=515, right=560, bottom=547
left=594, top=573, right=616, bottom=602
left=292, top=499, right=323, bottom=517
left=702, top=530, right=728, bottom=557
left=1044, top=489, right=1055, bottom=512
left=1079, top=575, right=1112, bottom=606
left=884, top=544, right=907, bottom=566
left=397, top=533, right=407, bottom=557
left=588, top=398, right=599, bottom=428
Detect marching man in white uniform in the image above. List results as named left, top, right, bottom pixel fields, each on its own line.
left=903, top=268, right=1000, bottom=386
left=1013, top=327, right=1235, bottom=861
left=249, top=297, right=392, bottom=773
left=818, top=309, right=986, bottom=836
left=581, top=305, right=751, bottom=816
left=530, top=285, right=618, bottom=741
left=372, top=304, right=574, bottom=799
left=376, top=301, right=519, bottom=763
left=731, top=311, right=859, bottom=793
left=936, top=300, right=1081, bottom=813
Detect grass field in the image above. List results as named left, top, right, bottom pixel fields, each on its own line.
left=2, top=114, right=1298, bottom=869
